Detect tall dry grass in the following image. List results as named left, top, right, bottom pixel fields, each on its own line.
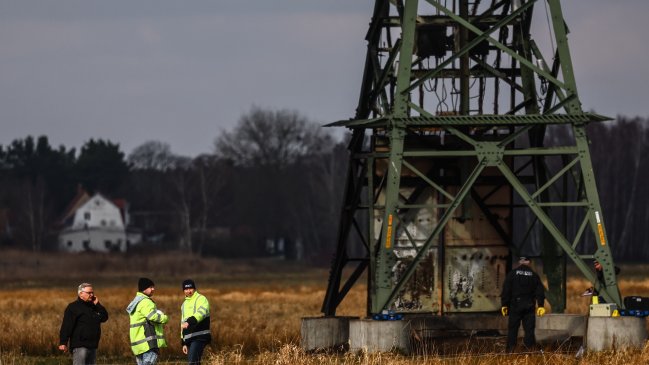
left=0, top=250, right=648, bottom=364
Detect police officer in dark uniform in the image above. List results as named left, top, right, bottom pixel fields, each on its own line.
left=500, top=256, right=546, bottom=351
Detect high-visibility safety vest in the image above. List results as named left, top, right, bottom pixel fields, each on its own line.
left=180, top=291, right=211, bottom=344
left=126, top=292, right=168, bottom=355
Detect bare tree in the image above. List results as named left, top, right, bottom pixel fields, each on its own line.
left=165, top=155, right=194, bottom=251
left=128, top=141, right=177, bottom=171
left=215, top=106, right=330, bottom=168
left=213, top=106, right=343, bottom=259
left=128, top=141, right=227, bottom=253
left=191, top=155, right=226, bottom=254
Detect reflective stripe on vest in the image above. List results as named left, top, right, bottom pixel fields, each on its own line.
left=196, top=305, right=208, bottom=317
left=183, top=330, right=211, bottom=340
left=130, top=321, right=147, bottom=328
left=131, top=334, right=166, bottom=346
left=146, top=311, right=162, bottom=322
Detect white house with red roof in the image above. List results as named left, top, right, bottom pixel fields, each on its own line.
left=58, top=191, right=140, bottom=253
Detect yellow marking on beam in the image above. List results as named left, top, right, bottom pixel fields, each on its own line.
left=597, top=224, right=606, bottom=246
left=385, top=214, right=393, bottom=249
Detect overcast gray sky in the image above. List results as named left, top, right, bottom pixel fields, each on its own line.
left=1, top=1, right=648, bottom=157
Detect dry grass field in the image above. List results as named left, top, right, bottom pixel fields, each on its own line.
left=0, top=249, right=648, bottom=364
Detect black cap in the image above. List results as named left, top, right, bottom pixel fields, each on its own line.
left=182, top=279, right=196, bottom=290
left=138, top=277, right=155, bottom=292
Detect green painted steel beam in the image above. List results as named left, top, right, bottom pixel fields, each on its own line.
left=352, top=147, right=579, bottom=159
left=368, top=39, right=401, bottom=112
left=546, top=0, right=581, bottom=113
left=402, top=159, right=454, bottom=200
left=384, top=15, right=504, bottom=27
left=393, top=0, right=418, bottom=117
left=326, top=113, right=610, bottom=128
left=571, top=124, right=622, bottom=305
left=397, top=203, right=452, bottom=209
left=357, top=145, right=583, bottom=159
left=531, top=156, right=580, bottom=200
left=372, top=0, right=418, bottom=315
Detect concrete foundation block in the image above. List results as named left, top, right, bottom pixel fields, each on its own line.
left=349, top=319, right=410, bottom=353
left=300, top=316, right=356, bottom=351
left=534, top=314, right=587, bottom=341
left=586, top=316, right=648, bottom=351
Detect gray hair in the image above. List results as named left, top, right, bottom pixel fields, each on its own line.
left=78, top=283, right=93, bottom=295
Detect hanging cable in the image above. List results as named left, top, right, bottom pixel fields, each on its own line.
left=423, top=58, right=435, bottom=92
left=543, top=0, right=556, bottom=53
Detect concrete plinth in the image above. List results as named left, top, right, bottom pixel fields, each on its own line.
left=586, top=316, right=648, bottom=351
left=349, top=319, right=410, bottom=353
left=301, top=316, right=357, bottom=352
left=533, top=314, right=587, bottom=342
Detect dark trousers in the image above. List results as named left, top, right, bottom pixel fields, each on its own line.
left=507, top=305, right=536, bottom=351
left=187, top=339, right=208, bottom=364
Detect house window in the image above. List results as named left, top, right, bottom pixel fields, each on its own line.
left=67, top=241, right=72, bottom=247
left=105, top=240, right=112, bottom=249
left=84, top=212, right=91, bottom=220
left=83, top=240, right=90, bottom=250
left=101, top=220, right=106, bottom=226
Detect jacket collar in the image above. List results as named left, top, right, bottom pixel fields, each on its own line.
left=126, top=292, right=150, bottom=314
left=184, top=291, right=199, bottom=301
left=77, top=297, right=92, bottom=305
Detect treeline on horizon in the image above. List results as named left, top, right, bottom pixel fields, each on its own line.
left=0, top=110, right=648, bottom=262
left=0, top=107, right=348, bottom=260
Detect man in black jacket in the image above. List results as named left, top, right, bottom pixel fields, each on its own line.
left=500, top=257, right=546, bottom=352
left=59, top=283, right=109, bottom=365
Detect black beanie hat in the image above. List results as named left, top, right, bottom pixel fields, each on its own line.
left=182, top=279, right=196, bottom=290
left=138, top=277, right=155, bottom=292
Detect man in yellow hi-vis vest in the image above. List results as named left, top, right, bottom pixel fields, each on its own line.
left=180, top=279, right=211, bottom=364
left=126, top=278, right=169, bottom=365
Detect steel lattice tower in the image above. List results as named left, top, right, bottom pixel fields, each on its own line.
left=322, top=0, right=621, bottom=316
